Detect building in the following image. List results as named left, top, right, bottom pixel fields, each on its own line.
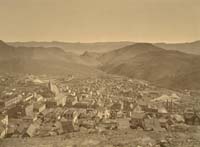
left=63, top=109, right=79, bottom=123
left=25, top=123, right=40, bottom=137
left=111, top=101, right=124, bottom=112
left=46, top=99, right=57, bottom=108
left=72, top=101, right=91, bottom=109
left=97, top=120, right=119, bottom=130
left=129, top=112, right=146, bottom=129
left=0, top=114, right=8, bottom=138
left=60, top=119, right=79, bottom=133
left=97, top=108, right=111, bottom=119
left=48, top=81, right=59, bottom=96
left=34, top=94, right=44, bottom=102
left=184, top=110, right=200, bottom=125
left=45, top=94, right=66, bottom=108
left=0, top=95, right=23, bottom=108
left=7, top=103, right=33, bottom=118
left=23, top=93, right=34, bottom=102
left=55, top=94, right=66, bottom=107
left=143, top=118, right=163, bottom=131
left=33, top=102, right=46, bottom=113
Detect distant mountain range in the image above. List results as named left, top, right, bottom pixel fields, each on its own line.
left=0, top=40, right=102, bottom=76
left=3, top=40, right=200, bottom=90
left=99, top=43, right=200, bottom=90
left=155, top=41, right=200, bottom=55
left=7, top=41, right=134, bottom=54
left=7, top=40, right=200, bottom=55
left=80, top=51, right=102, bottom=66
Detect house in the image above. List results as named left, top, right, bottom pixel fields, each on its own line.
left=14, top=122, right=30, bottom=137
left=0, top=122, right=7, bottom=138
left=25, top=123, right=40, bottom=137
left=63, top=109, right=79, bottom=123
left=118, top=118, right=130, bottom=129
left=97, top=120, right=119, bottom=130
left=79, top=120, right=96, bottom=129
left=159, top=118, right=169, bottom=130
left=122, top=101, right=135, bottom=117
left=110, top=110, right=117, bottom=119
left=6, top=118, right=30, bottom=137
left=72, top=101, right=90, bottom=109
left=116, top=111, right=125, bottom=118
left=137, top=100, right=148, bottom=111
left=65, top=95, right=77, bottom=107
left=170, top=114, right=184, bottom=124
left=52, top=121, right=63, bottom=135
left=7, top=103, right=33, bottom=118
left=33, top=102, right=46, bottom=113
left=129, top=112, right=146, bottom=129
left=157, top=107, right=168, bottom=117
left=97, top=108, right=111, bottom=119
left=23, top=93, right=34, bottom=102
left=60, top=119, right=79, bottom=133
left=0, top=114, right=8, bottom=138
left=34, top=94, right=44, bottom=102
left=143, top=118, right=163, bottom=131
left=0, top=95, right=23, bottom=108
left=132, top=104, right=143, bottom=113
left=46, top=99, right=57, bottom=108
left=55, top=95, right=66, bottom=107
left=145, top=105, right=158, bottom=114
left=184, top=110, right=200, bottom=125
left=21, top=103, right=34, bottom=117
left=45, top=95, right=66, bottom=108
left=0, top=114, right=8, bottom=126
left=110, top=101, right=123, bottom=112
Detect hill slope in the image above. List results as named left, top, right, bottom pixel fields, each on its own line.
left=99, top=43, right=200, bottom=90
left=155, top=41, right=200, bottom=55
left=0, top=40, right=101, bottom=76
left=8, top=40, right=200, bottom=55
left=7, top=41, right=134, bottom=54
left=80, top=51, right=102, bottom=66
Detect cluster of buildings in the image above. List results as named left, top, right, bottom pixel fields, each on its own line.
left=0, top=74, right=200, bottom=139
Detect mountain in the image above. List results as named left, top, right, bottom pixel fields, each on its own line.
left=0, top=40, right=102, bottom=76
left=4, top=39, right=200, bottom=89
left=7, top=41, right=134, bottom=54
left=7, top=40, right=200, bottom=55
left=80, top=51, right=102, bottom=66
left=155, top=41, right=200, bottom=55
left=99, top=43, right=200, bottom=90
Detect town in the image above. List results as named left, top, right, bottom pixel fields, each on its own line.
left=1, top=73, right=200, bottom=147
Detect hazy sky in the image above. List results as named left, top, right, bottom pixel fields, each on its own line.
left=0, top=0, right=200, bottom=43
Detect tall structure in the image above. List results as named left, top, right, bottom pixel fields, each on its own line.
left=48, top=80, right=59, bottom=96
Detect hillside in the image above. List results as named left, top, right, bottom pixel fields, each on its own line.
left=7, top=41, right=134, bottom=54
left=80, top=51, right=102, bottom=66
left=99, top=43, right=200, bottom=90
left=3, top=40, right=200, bottom=89
left=8, top=40, right=200, bottom=55
left=155, top=41, right=200, bottom=55
left=0, top=40, right=102, bottom=76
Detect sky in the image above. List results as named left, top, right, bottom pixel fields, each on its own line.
left=0, top=0, right=200, bottom=43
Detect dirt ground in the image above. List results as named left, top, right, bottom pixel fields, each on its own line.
left=1, top=127, right=200, bottom=147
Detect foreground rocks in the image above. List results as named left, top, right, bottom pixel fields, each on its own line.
left=1, top=128, right=200, bottom=147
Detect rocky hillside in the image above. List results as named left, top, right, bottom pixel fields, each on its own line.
left=99, top=43, right=200, bottom=90
left=155, top=41, right=200, bottom=55
left=8, top=41, right=134, bottom=54
left=0, top=40, right=102, bottom=76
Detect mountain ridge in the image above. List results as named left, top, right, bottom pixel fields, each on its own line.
left=7, top=40, right=200, bottom=55
left=0, top=40, right=102, bottom=76
left=99, top=43, right=200, bottom=90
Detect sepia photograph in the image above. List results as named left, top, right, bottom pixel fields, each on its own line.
left=0, top=0, right=200, bottom=147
